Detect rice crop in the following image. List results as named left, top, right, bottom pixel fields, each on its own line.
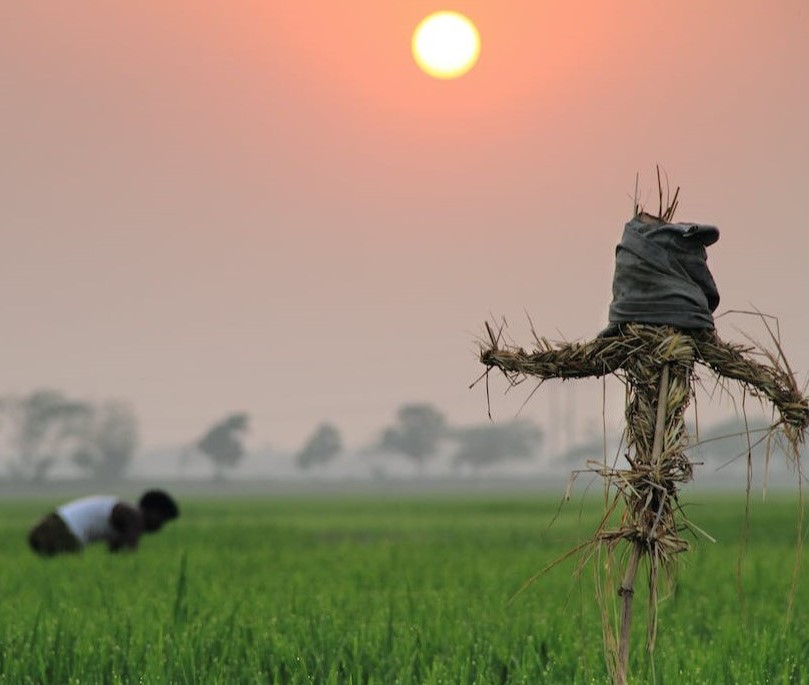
left=0, top=492, right=807, bottom=684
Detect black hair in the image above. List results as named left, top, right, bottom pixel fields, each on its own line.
left=139, top=489, right=180, bottom=521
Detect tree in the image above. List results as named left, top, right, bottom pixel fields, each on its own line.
left=195, top=413, right=249, bottom=480
left=0, top=390, right=92, bottom=481
left=451, top=419, right=542, bottom=470
left=378, top=403, right=447, bottom=473
left=72, top=401, right=139, bottom=481
left=295, top=423, right=342, bottom=471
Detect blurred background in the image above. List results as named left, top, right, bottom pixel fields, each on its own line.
left=2, top=2, right=807, bottom=491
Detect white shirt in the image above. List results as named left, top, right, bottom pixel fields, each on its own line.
left=57, top=495, right=119, bottom=546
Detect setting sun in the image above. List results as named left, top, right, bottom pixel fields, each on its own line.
left=412, top=11, right=481, bottom=80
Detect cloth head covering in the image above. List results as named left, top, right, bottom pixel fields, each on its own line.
left=601, top=216, right=720, bottom=335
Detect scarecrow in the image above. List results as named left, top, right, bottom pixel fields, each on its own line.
left=478, top=189, right=809, bottom=685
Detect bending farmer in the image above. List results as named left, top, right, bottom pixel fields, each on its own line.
left=28, top=490, right=180, bottom=556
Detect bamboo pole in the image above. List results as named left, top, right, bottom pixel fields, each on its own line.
left=616, top=542, right=643, bottom=685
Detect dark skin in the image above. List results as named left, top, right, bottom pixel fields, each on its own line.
left=107, top=503, right=168, bottom=552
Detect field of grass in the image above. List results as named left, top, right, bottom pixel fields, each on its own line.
left=1, top=490, right=808, bottom=684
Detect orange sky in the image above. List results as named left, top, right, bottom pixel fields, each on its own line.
left=2, top=2, right=808, bottom=451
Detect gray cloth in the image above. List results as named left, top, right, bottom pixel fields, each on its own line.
left=601, top=217, right=720, bottom=335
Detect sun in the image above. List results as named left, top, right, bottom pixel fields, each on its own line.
left=412, top=11, right=481, bottom=80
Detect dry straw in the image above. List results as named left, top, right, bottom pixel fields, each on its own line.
left=477, top=191, right=809, bottom=684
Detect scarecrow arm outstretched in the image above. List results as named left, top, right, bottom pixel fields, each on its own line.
left=694, top=331, right=809, bottom=438
left=480, top=333, right=632, bottom=383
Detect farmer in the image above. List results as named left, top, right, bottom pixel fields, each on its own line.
left=28, top=489, right=179, bottom=556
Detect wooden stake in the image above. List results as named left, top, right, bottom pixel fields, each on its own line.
left=616, top=542, right=642, bottom=685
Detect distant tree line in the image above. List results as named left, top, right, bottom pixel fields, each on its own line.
left=1, top=389, right=781, bottom=483
left=0, top=391, right=547, bottom=481
left=2, top=387, right=782, bottom=483
left=0, top=390, right=137, bottom=482
left=374, top=403, right=543, bottom=473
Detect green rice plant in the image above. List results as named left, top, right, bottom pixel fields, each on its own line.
left=0, top=493, right=806, bottom=684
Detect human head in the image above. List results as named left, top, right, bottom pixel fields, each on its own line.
left=139, top=489, right=180, bottom=532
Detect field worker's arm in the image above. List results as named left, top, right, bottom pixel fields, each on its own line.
left=109, top=503, right=144, bottom=552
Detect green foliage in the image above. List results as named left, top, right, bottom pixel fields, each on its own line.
left=72, top=401, right=139, bottom=481
left=296, top=423, right=342, bottom=471
left=195, top=413, right=249, bottom=477
left=1, top=390, right=93, bottom=481
left=0, top=392, right=140, bottom=481
left=378, top=403, right=447, bottom=467
left=1, top=493, right=808, bottom=683
left=451, top=420, right=543, bottom=469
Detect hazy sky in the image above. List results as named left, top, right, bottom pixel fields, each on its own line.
left=3, top=2, right=808, bottom=451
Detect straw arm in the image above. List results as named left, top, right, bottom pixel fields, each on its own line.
left=479, top=335, right=632, bottom=381
left=693, top=331, right=809, bottom=438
